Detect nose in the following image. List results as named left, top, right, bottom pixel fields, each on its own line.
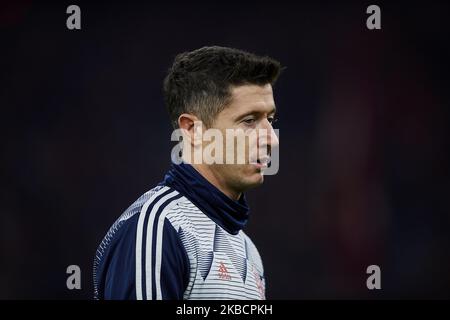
left=268, top=126, right=279, bottom=148
left=258, top=119, right=279, bottom=149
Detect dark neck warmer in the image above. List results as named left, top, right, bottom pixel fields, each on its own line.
left=162, top=162, right=249, bottom=235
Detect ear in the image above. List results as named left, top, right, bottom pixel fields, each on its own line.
left=178, top=113, right=196, bottom=131
left=178, top=113, right=203, bottom=148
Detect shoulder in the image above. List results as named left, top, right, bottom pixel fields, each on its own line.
left=108, top=185, right=192, bottom=256
left=94, top=185, right=191, bottom=299
left=96, top=186, right=177, bottom=249
left=99, top=185, right=199, bottom=255
left=117, top=185, right=187, bottom=234
left=95, top=185, right=185, bottom=266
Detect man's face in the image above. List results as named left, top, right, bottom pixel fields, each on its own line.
left=205, top=83, right=279, bottom=194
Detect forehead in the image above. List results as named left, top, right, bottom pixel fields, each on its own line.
left=229, top=84, right=275, bottom=111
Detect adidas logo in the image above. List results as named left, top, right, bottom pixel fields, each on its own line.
left=218, top=261, right=232, bottom=280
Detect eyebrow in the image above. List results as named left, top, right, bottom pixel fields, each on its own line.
left=234, top=105, right=277, bottom=122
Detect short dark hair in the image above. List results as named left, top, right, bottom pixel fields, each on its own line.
left=163, top=46, right=282, bottom=128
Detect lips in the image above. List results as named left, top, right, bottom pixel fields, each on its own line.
left=256, top=156, right=271, bottom=167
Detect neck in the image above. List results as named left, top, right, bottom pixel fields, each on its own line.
left=191, top=163, right=242, bottom=201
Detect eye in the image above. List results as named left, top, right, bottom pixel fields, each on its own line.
left=243, top=118, right=256, bottom=125
left=268, top=116, right=278, bottom=125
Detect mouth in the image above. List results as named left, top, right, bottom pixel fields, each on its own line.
left=254, top=156, right=271, bottom=168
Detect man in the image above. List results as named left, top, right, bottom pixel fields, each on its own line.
left=93, top=46, right=281, bottom=300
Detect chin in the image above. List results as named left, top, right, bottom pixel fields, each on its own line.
left=226, top=165, right=265, bottom=192
left=242, top=169, right=265, bottom=189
